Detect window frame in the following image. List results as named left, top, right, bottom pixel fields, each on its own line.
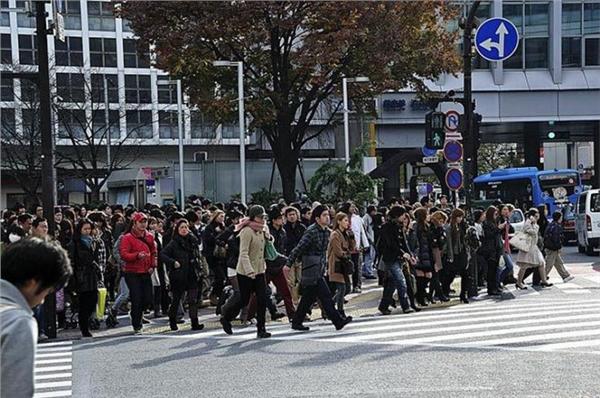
left=89, top=37, right=117, bottom=67
left=503, top=1, right=550, bottom=70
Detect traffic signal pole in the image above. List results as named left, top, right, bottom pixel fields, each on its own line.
left=463, top=1, right=480, bottom=213
left=36, top=0, right=58, bottom=339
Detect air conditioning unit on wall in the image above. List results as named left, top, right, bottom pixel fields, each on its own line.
left=194, top=151, right=208, bottom=162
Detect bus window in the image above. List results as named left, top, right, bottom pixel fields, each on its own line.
left=474, top=178, right=533, bottom=206
left=538, top=172, right=580, bottom=198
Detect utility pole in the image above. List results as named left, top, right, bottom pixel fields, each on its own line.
left=462, top=0, right=480, bottom=212
left=104, top=75, right=111, bottom=168
left=36, top=0, right=58, bottom=339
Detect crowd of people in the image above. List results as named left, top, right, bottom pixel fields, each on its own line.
left=0, top=193, right=574, bottom=339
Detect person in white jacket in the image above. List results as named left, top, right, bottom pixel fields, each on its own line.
left=341, top=202, right=370, bottom=293
left=362, top=205, right=378, bottom=279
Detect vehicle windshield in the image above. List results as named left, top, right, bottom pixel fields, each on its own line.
left=510, top=211, right=523, bottom=224
left=474, top=178, right=534, bottom=209
left=592, top=194, right=600, bottom=213
left=538, top=173, right=579, bottom=198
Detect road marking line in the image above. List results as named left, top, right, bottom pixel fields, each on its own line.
left=35, top=358, right=72, bottom=365
left=458, top=328, right=600, bottom=348
left=35, top=381, right=72, bottom=389
left=37, top=346, right=73, bottom=353
left=34, top=366, right=72, bottom=373
left=33, top=390, right=72, bottom=398
left=36, top=352, right=72, bottom=359
left=35, top=373, right=72, bottom=380
left=528, top=339, right=600, bottom=352
left=37, top=341, right=73, bottom=347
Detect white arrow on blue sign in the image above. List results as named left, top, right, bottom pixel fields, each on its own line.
left=475, top=18, right=519, bottom=62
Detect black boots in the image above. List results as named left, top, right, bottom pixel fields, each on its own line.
left=416, top=277, right=429, bottom=307
left=169, top=317, right=178, bottom=331
left=191, top=318, right=204, bottom=331
left=257, top=329, right=272, bottom=338
left=220, top=317, right=233, bottom=335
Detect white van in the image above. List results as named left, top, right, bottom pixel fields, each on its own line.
left=576, top=189, right=600, bottom=256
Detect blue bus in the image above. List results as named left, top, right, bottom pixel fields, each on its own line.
left=473, top=167, right=583, bottom=215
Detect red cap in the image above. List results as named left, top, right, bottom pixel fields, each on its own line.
left=131, top=212, right=148, bottom=222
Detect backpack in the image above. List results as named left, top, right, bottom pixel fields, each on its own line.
left=543, top=222, right=561, bottom=251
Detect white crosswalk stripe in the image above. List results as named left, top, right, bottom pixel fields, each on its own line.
left=34, top=342, right=73, bottom=398
left=189, top=298, right=600, bottom=355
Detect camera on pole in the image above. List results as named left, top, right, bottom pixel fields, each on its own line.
left=425, top=111, right=446, bottom=150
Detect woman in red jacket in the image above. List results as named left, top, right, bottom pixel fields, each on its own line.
left=119, top=212, right=157, bottom=334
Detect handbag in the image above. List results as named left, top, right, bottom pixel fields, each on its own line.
left=301, top=255, right=322, bottom=287
left=334, top=256, right=354, bottom=275
left=264, top=239, right=279, bottom=261
left=509, top=231, right=531, bottom=252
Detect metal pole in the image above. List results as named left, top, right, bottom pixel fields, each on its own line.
left=342, top=77, right=350, bottom=165
left=36, top=0, right=57, bottom=339
left=237, top=61, right=246, bottom=203
left=176, top=80, right=185, bottom=209
left=103, top=75, right=111, bottom=168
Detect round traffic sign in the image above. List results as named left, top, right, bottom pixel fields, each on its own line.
left=445, top=168, right=464, bottom=191
left=475, top=18, right=519, bottom=62
left=443, top=140, right=463, bottom=163
left=445, top=110, right=460, bottom=132
left=422, top=146, right=438, bottom=157
left=426, top=183, right=433, bottom=194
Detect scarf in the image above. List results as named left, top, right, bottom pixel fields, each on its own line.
left=80, top=235, right=93, bottom=248
left=235, top=217, right=265, bottom=233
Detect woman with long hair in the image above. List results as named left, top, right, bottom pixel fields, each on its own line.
left=202, top=210, right=227, bottom=305
left=327, top=212, right=355, bottom=318
left=68, top=218, right=101, bottom=337
left=413, top=207, right=433, bottom=307
left=429, top=211, right=449, bottom=303
left=443, top=208, right=470, bottom=303
left=160, top=219, right=205, bottom=331
left=480, top=206, right=502, bottom=296
left=516, top=208, right=554, bottom=289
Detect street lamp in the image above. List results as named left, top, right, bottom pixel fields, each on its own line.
left=342, top=76, right=370, bottom=165
left=213, top=60, right=246, bottom=203
left=157, top=79, right=185, bottom=209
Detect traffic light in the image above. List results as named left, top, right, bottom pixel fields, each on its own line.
left=542, top=131, right=570, bottom=141
left=425, top=111, right=446, bottom=149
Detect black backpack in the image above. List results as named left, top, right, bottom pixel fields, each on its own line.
left=543, top=222, right=561, bottom=251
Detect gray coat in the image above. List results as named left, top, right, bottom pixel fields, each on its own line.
left=0, top=279, right=37, bottom=398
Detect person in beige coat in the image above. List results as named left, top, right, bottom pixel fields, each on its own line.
left=516, top=208, right=553, bottom=289
left=327, top=213, right=355, bottom=318
left=229, top=205, right=272, bottom=338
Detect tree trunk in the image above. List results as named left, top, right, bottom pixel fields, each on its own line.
left=89, top=185, right=101, bottom=203
left=275, top=153, right=298, bottom=203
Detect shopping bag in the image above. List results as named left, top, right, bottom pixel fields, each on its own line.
left=96, top=287, right=107, bottom=320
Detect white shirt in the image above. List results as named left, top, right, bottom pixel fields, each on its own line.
left=351, top=214, right=370, bottom=250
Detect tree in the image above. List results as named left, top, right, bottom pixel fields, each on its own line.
left=478, top=143, right=521, bottom=174
left=308, top=143, right=382, bottom=205
left=120, top=1, right=461, bottom=201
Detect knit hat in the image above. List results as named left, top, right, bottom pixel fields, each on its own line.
left=248, top=205, right=266, bottom=220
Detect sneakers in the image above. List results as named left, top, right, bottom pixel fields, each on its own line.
left=563, top=275, right=575, bottom=283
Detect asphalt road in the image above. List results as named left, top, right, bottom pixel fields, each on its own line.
left=36, top=247, right=600, bottom=398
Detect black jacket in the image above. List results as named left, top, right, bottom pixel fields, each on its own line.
left=415, top=224, right=433, bottom=271
left=68, top=239, right=101, bottom=293
left=378, top=221, right=410, bottom=264
left=216, top=225, right=239, bottom=270
left=480, top=220, right=502, bottom=259
left=160, top=234, right=200, bottom=290
left=202, top=222, right=224, bottom=257
left=283, top=222, right=306, bottom=256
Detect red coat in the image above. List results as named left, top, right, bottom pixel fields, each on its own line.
left=119, top=231, right=157, bottom=274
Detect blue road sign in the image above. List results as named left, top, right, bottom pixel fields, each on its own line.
left=422, top=146, right=438, bottom=157
left=443, top=140, right=463, bottom=163
left=446, top=168, right=464, bottom=191
left=475, top=18, right=519, bottom=62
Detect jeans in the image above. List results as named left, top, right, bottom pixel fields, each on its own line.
left=292, top=277, right=343, bottom=327
left=238, top=273, right=267, bottom=332
left=362, top=246, right=375, bottom=277
left=112, top=276, right=130, bottom=312
left=379, top=261, right=410, bottom=310
left=78, top=290, right=98, bottom=334
left=497, top=253, right=515, bottom=287
left=124, top=273, right=153, bottom=331
left=333, top=282, right=346, bottom=313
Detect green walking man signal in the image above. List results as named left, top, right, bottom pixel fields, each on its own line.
left=425, top=111, right=446, bottom=149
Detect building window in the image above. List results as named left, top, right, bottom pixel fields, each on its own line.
left=562, top=2, right=600, bottom=67
left=61, top=0, right=82, bottom=30
left=0, top=76, right=13, bottom=101
left=1, top=34, right=11, bottom=64
left=1, top=1, right=9, bottom=27
left=123, top=39, right=150, bottom=68
left=157, top=76, right=177, bottom=104
left=158, top=110, right=178, bottom=139
left=19, top=79, right=37, bottom=103
left=56, top=73, right=85, bottom=103
left=126, top=110, right=152, bottom=139
left=54, top=36, right=83, bottom=66
left=1, top=108, right=16, bottom=133
left=88, top=1, right=115, bottom=31
left=503, top=2, right=549, bottom=69
left=190, top=111, right=217, bottom=139
left=122, top=19, right=134, bottom=32
left=91, top=74, right=118, bottom=103
left=57, top=109, right=86, bottom=139
left=21, top=109, right=38, bottom=136
left=16, top=1, right=34, bottom=28
left=222, top=124, right=239, bottom=139
left=92, top=109, right=120, bottom=139
left=18, top=34, right=37, bottom=65
left=124, top=75, right=151, bottom=103
left=89, top=38, right=116, bottom=67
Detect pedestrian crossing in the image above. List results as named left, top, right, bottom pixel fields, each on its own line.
left=196, top=298, right=600, bottom=355
left=506, top=274, right=600, bottom=297
left=34, top=341, right=73, bottom=398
